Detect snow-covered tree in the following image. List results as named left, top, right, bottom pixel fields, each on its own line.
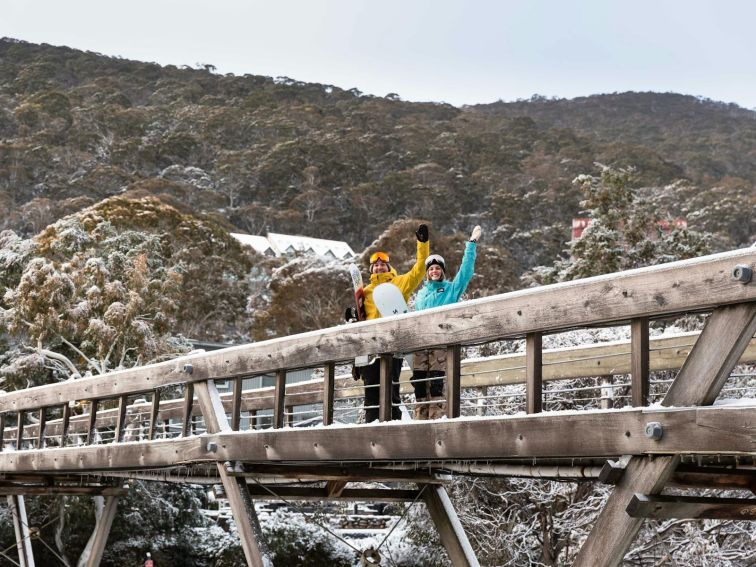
left=526, top=165, right=711, bottom=285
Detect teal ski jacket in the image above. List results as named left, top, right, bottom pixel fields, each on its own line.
left=414, top=241, right=477, bottom=311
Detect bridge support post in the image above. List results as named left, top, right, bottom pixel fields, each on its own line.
left=195, top=380, right=272, bottom=567
left=423, top=483, right=480, bottom=567
left=85, top=495, right=119, bottom=567
left=7, top=494, right=35, bottom=567
left=574, top=303, right=756, bottom=567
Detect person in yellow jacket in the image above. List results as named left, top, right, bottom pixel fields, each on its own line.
left=357, top=223, right=429, bottom=422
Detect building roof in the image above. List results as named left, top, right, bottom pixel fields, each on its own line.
left=231, top=232, right=355, bottom=259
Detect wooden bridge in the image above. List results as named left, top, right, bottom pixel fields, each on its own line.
left=1, top=248, right=755, bottom=566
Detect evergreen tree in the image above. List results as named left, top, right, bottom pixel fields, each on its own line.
left=526, top=165, right=711, bottom=285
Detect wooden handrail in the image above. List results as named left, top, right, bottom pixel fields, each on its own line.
left=1, top=247, right=753, bottom=416
left=2, top=331, right=756, bottom=442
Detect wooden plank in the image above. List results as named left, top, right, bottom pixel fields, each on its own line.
left=194, top=378, right=270, bottom=567
left=3, top=405, right=753, bottom=473
left=115, top=396, right=127, bottom=443
left=36, top=408, right=46, bottom=448
left=526, top=333, right=542, bottom=414
left=627, top=494, right=756, bottom=520
left=61, top=403, right=70, bottom=447
left=446, top=345, right=462, bottom=418
left=379, top=354, right=393, bottom=422
left=246, top=486, right=422, bottom=502
left=273, top=371, right=286, bottom=429
left=3, top=248, right=754, bottom=414
left=86, top=400, right=98, bottom=445
left=664, top=303, right=756, bottom=405
left=4, top=332, right=756, bottom=436
left=574, top=303, right=756, bottom=567
left=232, top=464, right=447, bottom=484
left=231, top=377, right=243, bottom=431
left=0, top=486, right=128, bottom=496
left=631, top=317, right=649, bottom=406
left=424, top=483, right=480, bottom=567
left=85, top=495, right=119, bottom=567
left=194, top=381, right=229, bottom=434
left=148, top=390, right=160, bottom=441
left=322, top=363, right=335, bottom=426
left=182, top=383, right=194, bottom=437
left=16, top=411, right=24, bottom=449
left=671, top=466, right=756, bottom=492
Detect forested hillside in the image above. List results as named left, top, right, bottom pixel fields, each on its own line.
left=1, top=38, right=753, bottom=279
left=1, top=37, right=755, bottom=566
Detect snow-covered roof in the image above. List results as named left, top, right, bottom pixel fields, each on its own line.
left=266, top=232, right=355, bottom=259
left=230, top=233, right=276, bottom=256
left=231, top=232, right=355, bottom=259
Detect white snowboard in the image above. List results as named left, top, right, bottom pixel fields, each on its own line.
left=373, top=283, right=410, bottom=317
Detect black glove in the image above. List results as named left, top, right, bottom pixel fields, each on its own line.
left=344, top=307, right=358, bottom=323
left=416, top=224, right=429, bottom=243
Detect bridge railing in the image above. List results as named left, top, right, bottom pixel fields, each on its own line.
left=1, top=247, right=754, bottom=450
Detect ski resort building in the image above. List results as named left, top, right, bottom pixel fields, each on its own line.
left=231, top=232, right=356, bottom=260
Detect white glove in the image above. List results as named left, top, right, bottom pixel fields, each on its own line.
left=470, top=226, right=482, bottom=243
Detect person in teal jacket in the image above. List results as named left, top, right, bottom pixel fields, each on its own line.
left=412, top=226, right=482, bottom=419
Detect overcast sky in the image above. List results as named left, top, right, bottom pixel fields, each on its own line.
left=4, top=0, right=756, bottom=109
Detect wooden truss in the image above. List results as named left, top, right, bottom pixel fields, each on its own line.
left=0, top=247, right=754, bottom=566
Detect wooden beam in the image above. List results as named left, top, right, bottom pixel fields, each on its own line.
left=7, top=494, right=35, bottom=567
left=379, top=354, right=393, bottom=422
left=631, top=317, right=649, bottom=406
left=3, top=404, right=753, bottom=473
left=115, top=396, right=127, bottom=443
left=232, top=464, right=448, bottom=484
left=83, top=495, right=119, bottom=567
left=194, top=379, right=270, bottom=567
left=231, top=377, right=243, bottom=431
left=322, top=363, right=335, bottom=426
left=182, top=383, right=194, bottom=437
left=16, top=410, right=24, bottom=449
left=86, top=400, right=98, bottom=445
left=0, top=486, right=128, bottom=496
left=424, top=484, right=480, bottom=567
left=627, top=494, right=756, bottom=520
left=671, top=466, right=756, bottom=493
left=0, top=413, right=4, bottom=452
left=3, top=248, right=754, bottom=414
left=574, top=303, right=756, bottom=567
left=665, top=304, right=756, bottom=405
left=526, top=332, right=542, bottom=414
left=36, top=408, right=46, bottom=448
left=147, top=391, right=160, bottom=441
left=446, top=345, right=462, bottom=418
left=246, top=486, right=422, bottom=502
left=273, top=370, right=286, bottom=429
left=4, top=332, right=756, bottom=439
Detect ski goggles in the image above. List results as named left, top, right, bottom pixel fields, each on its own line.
left=369, top=251, right=390, bottom=264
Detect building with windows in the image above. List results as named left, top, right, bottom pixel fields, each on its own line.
left=231, top=232, right=355, bottom=260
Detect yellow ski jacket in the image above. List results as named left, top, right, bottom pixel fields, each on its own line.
left=363, top=240, right=429, bottom=320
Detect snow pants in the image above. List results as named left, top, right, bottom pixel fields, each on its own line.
left=359, top=357, right=404, bottom=422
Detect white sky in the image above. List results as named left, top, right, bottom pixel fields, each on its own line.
left=4, top=0, right=756, bottom=109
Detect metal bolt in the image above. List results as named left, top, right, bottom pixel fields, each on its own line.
left=183, top=363, right=194, bottom=374
left=206, top=441, right=218, bottom=453
left=732, top=264, right=753, bottom=283
left=644, top=422, right=663, bottom=440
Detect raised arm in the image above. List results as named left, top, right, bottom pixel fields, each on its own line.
left=393, top=224, right=430, bottom=298
left=449, top=226, right=481, bottom=300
